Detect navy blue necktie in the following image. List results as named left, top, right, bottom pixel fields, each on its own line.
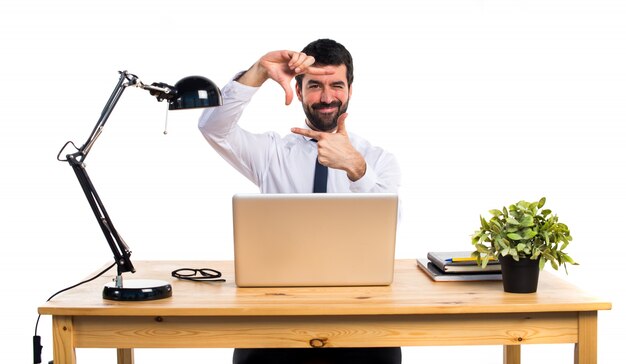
left=312, top=140, right=327, bottom=193
left=313, top=158, right=328, bottom=193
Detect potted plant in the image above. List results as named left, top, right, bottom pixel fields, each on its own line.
left=471, top=197, right=576, bottom=293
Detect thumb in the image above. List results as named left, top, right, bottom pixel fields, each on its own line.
left=279, top=80, right=294, bottom=105
left=336, top=113, right=349, bottom=134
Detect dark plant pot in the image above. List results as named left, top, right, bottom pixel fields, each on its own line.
left=499, top=255, right=540, bottom=293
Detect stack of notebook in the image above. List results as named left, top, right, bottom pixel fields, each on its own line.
left=417, top=251, right=502, bottom=281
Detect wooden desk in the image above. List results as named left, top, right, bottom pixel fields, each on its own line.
left=38, top=260, right=611, bottom=364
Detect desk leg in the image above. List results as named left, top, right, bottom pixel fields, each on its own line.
left=574, top=311, right=598, bottom=364
left=117, top=349, right=134, bottom=364
left=503, top=345, right=520, bottom=364
left=52, top=316, right=76, bottom=364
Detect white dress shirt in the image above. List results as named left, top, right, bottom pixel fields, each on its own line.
left=198, top=79, right=401, bottom=194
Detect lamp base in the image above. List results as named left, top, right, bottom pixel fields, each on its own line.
left=103, top=279, right=172, bottom=301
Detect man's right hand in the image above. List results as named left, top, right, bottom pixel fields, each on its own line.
left=236, top=50, right=333, bottom=105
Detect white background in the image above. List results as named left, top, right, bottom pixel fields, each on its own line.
left=1, top=0, right=624, bottom=363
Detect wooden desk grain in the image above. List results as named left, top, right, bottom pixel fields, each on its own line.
left=39, top=260, right=611, bottom=364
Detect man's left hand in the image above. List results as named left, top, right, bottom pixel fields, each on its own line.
left=291, top=113, right=366, bottom=181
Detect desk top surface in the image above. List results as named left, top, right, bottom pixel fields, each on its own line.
left=39, top=260, right=611, bottom=317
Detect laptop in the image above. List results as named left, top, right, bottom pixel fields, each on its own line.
left=232, top=193, right=398, bottom=287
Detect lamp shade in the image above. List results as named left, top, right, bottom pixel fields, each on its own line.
left=169, top=76, right=222, bottom=110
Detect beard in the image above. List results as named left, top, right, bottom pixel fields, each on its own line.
left=302, top=99, right=349, bottom=132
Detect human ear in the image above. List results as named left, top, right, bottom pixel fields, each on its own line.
left=295, top=83, right=303, bottom=102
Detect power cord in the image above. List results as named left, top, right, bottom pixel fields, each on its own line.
left=34, top=262, right=116, bottom=364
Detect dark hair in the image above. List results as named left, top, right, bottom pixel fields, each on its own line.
left=295, top=39, right=354, bottom=89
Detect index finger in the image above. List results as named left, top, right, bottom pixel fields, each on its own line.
left=300, top=65, right=336, bottom=76
left=287, top=52, right=312, bottom=71
left=291, top=127, right=323, bottom=140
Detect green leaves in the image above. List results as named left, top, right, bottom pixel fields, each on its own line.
left=522, top=228, right=537, bottom=240
left=489, top=209, right=502, bottom=217
left=538, top=197, right=546, bottom=209
left=519, top=215, right=534, bottom=227
left=470, top=197, right=576, bottom=272
left=506, top=217, right=520, bottom=225
left=507, top=233, right=523, bottom=240
left=480, top=216, right=490, bottom=230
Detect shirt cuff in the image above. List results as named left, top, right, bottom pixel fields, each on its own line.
left=222, top=73, right=260, bottom=100
left=349, top=162, right=376, bottom=192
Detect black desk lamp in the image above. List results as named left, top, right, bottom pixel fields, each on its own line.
left=57, top=70, right=222, bottom=301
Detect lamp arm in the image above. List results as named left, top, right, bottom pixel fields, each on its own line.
left=80, top=71, right=138, bottom=159
left=66, top=153, right=135, bottom=277
left=62, top=70, right=139, bottom=279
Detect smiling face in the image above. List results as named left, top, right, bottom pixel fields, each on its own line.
left=296, top=64, right=352, bottom=132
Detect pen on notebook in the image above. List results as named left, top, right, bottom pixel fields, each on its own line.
left=445, top=257, right=495, bottom=262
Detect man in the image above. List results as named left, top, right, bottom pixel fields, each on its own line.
left=199, top=39, right=401, bottom=364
